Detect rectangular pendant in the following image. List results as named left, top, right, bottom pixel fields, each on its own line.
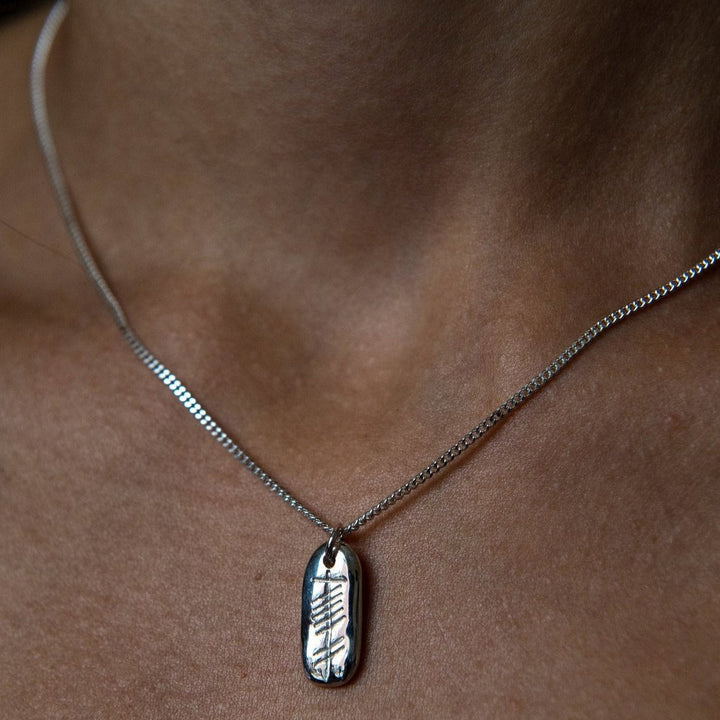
left=301, top=540, right=362, bottom=686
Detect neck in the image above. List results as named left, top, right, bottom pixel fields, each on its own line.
left=50, top=0, right=719, bottom=269
left=35, top=0, right=720, bottom=491
left=43, top=0, right=719, bottom=371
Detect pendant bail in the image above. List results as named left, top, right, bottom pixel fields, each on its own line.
left=323, top=527, right=344, bottom=567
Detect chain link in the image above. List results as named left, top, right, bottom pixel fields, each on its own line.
left=342, top=251, right=720, bottom=533
left=31, top=0, right=720, bottom=539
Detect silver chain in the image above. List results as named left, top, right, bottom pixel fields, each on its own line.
left=31, top=0, right=720, bottom=539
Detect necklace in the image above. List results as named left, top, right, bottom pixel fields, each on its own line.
left=31, top=0, right=720, bottom=687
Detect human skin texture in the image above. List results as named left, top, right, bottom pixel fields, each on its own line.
left=1, top=1, right=719, bottom=718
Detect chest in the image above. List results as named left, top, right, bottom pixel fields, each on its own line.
left=1, top=317, right=719, bottom=718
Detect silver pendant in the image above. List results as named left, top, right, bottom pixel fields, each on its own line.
left=301, top=531, right=362, bottom=686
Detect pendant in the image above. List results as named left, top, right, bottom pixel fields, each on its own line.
left=301, top=530, right=362, bottom=686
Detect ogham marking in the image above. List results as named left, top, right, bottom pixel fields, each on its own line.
left=310, top=573, right=348, bottom=678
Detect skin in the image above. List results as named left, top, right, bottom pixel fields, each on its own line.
left=1, top=1, right=719, bottom=717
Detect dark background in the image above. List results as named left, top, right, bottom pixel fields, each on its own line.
left=1, top=0, right=44, bottom=19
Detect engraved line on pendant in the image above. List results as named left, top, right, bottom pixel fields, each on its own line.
left=310, top=585, right=343, bottom=608
left=311, top=585, right=346, bottom=631
left=310, top=571, right=348, bottom=679
left=311, top=603, right=345, bottom=627
left=310, top=589, right=343, bottom=616
left=311, top=574, right=347, bottom=583
left=311, top=637, right=345, bottom=669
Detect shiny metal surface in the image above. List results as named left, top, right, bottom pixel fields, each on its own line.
left=301, top=542, right=362, bottom=686
left=31, top=1, right=720, bottom=540
left=324, top=527, right=344, bottom=566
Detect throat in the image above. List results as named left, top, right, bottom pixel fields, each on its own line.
left=37, top=0, right=720, bottom=461
left=49, top=0, right=720, bottom=283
